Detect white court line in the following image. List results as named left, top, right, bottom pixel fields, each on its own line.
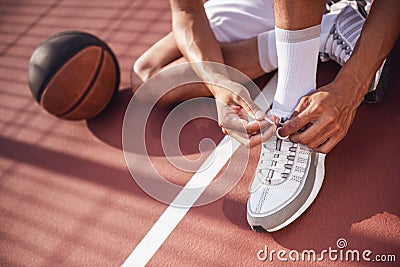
left=122, top=73, right=277, bottom=267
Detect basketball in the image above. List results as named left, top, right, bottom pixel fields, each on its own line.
left=28, top=31, right=120, bottom=120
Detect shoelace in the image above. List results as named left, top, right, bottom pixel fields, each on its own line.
left=258, top=136, right=298, bottom=185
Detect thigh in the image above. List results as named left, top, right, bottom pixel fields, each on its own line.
left=136, top=0, right=272, bottom=80
left=155, top=37, right=265, bottom=107
left=221, top=37, right=265, bottom=79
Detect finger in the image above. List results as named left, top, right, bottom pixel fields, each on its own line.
left=293, top=95, right=312, bottom=115
left=247, top=123, right=276, bottom=147
left=278, top=95, right=314, bottom=137
left=307, top=123, right=339, bottom=150
left=245, top=119, right=274, bottom=134
left=289, top=118, right=330, bottom=145
left=238, top=96, right=265, bottom=121
left=314, top=121, right=350, bottom=153
left=279, top=109, right=315, bottom=137
left=235, top=107, right=249, bottom=121
left=217, top=107, right=248, bottom=132
left=221, top=127, right=228, bottom=135
left=314, top=134, right=342, bottom=154
left=223, top=119, right=251, bottom=144
left=269, top=115, right=280, bottom=126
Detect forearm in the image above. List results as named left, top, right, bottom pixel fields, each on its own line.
left=333, top=0, right=400, bottom=102
left=169, top=0, right=230, bottom=95
left=170, top=0, right=222, bottom=63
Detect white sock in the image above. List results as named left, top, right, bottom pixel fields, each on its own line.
left=257, top=13, right=337, bottom=74
left=271, top=25, right=321, bottom=118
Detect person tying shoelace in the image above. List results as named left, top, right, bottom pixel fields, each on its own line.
left=132, top=0, right=399, bottom=231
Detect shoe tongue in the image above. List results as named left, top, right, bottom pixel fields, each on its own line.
left=264, top=139, right=290, bottom=184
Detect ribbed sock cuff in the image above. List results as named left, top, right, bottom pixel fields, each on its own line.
left=275, top=24, right=321, bottom=43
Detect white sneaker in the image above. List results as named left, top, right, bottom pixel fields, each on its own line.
left=320, top=4, right=365, bottom=66
left=320, top=1, right=390, bottom=103
left=247, top=121, right=326, bottom=232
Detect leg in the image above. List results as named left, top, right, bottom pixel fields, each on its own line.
left=247, top=0, right=327, bottom=233
left=133, top=32, right=266, bottom=106
left=133, top=32, right=181, bottom=82
left=271, top=0, right=324, bottom=117
left=274, top=0, right=323, bottom=30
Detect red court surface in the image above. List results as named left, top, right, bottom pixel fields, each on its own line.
left=0, top=1, right=399, bottom=266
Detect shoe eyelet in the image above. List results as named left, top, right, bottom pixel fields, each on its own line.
left=276, top=127, right=289, bottom=140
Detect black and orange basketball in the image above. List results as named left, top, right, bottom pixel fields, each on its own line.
left=28, top=31, right=120, bottom=120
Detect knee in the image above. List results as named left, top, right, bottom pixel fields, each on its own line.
left=133, top=55, right=158, bottom=82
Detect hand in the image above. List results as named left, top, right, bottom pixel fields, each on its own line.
left=212, top=81, right=277, bottom=147
left=278, top=80, right=366, bottom=153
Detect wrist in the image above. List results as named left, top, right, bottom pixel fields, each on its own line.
left=333, top=65, right=372, bottom=103
left=188, top=62, right=232, bottom=97
left=206, top=74, right=233, bottom=98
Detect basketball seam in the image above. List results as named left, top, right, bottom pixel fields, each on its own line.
left=59, top=48, right=105, bottom=118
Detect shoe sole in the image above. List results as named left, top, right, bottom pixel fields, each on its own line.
left=247, top=152, right=326, bottom=232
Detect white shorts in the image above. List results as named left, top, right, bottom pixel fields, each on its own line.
left=204, top=0, right=275, bottom=43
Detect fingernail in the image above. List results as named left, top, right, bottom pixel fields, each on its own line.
left=255, top=110, right=265, bottom=120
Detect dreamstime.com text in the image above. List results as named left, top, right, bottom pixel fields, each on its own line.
left=257, top=238, right=397, bottom=263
